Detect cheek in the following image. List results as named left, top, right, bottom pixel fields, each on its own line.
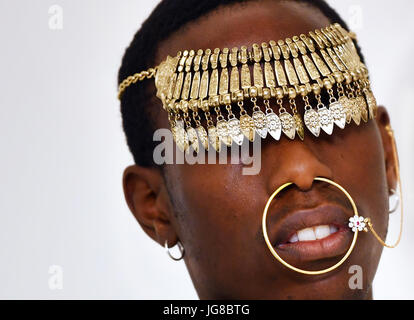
left=168, top=162, right=265, bottom=246
left=331, top=122, right=388, bottom=282
left=165, top=162, right=267, bottom=290
left=335, top=122, right=388, bottom=219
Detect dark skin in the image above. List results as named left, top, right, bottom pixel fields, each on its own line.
left=123, top=1, right=398, bottom=299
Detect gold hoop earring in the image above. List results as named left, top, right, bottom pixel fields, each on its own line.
left=262, top=177, right=359, bottom=275
left=365, top=125, right=403, bottom=248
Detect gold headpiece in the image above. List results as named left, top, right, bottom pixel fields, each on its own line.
left=118, top=23, right=377, bottom=153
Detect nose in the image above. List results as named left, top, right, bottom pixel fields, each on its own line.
left=264, top=139, right=333, bottom=193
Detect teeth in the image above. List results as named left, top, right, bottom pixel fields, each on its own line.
left=314, top=225, right=330, bottom=239
left=330, top=225, right=338, bottom=234
left=288, top=233, right=299, bottom=243
left=297, top=227, right=316, bottom=241
left=289, top=224, right=339, bottom=243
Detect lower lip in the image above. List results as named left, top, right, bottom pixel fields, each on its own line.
left=276, top=227, right=353, bottom=264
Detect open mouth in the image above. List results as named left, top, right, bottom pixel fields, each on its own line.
left=269, top=204, right=354, bottom=264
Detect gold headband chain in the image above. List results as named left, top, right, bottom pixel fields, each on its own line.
left=118, top=23, right=378, bottom=153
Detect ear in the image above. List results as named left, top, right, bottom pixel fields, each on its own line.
left=375, top=106, right=398, bottom=193
left=123, top=165, right=178, bottom=247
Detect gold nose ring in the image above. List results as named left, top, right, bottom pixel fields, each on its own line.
left=262, top=177, right=359, bottom=275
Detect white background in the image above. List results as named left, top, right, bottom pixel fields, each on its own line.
left=0, top=0, right=413, bottom=299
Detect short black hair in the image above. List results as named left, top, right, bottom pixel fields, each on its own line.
left=118, top=0, right=364, bottom=167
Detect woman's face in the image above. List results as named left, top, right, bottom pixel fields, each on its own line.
left=125, top=1, right=397, bottom=299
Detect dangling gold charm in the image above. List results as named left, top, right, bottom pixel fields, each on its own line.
left=356, top=96, right=368, bottom=123
left=329, top=101, right=346, bottom=129
left=339, top=96, right=352, bottom=124
left=208, top=125, right=221, bottom=152
left=279, top=111, right=296, bottom=140
left=304, top=107, right=321, bottom=137
left=293, top=113, right=305, bottom=141
left=252, top=110, right=268, bottom=139
left=216, top=119, right=232, bottom=146
left=350, top=98, right=361, bottom=125
left=174, top=120, right=189, bottom=153
left=266, top=111, right=282, bottom=141
left=318, top=105, right=334, bottom=135
left=227, top=118, right=244, bottom=146
left=365, top=90, right=377, bottom=119
left=196, top=126, right=209, bottom=151
left=186, top=126, right=199, bottom=153
left=240, top=114, right=255, bottom=142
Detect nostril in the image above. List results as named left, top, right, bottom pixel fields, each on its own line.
left=288, top=170, right=322, bottom=192
left=292, top=178, right=314, bottom=192
left=292, top=172, right=334, bottom=192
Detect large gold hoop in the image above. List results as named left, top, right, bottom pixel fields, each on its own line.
left=262, top=177, right=359, bottom=275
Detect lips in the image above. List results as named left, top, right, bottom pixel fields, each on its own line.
left=267, top=204, right=353, bottom=265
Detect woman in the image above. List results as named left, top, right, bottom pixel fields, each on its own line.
left=117, top=0, right=402, bottom=299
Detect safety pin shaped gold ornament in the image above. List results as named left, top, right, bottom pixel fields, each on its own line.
left=262, top=125, right=403, bottom=275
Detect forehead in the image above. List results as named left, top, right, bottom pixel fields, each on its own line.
left=155, top=1, right=331, bottom=65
